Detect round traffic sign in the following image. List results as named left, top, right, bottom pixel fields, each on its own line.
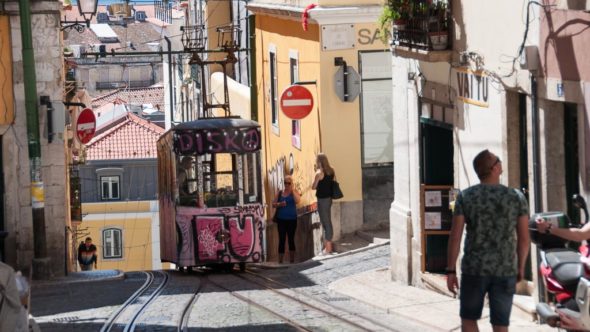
left=280, top=85, right=314, bottom=120
left=76, top=108, right=96, bottom=144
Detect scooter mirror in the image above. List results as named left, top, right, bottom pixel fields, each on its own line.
left=573, top=194, right=587, bottom=209
left=573, top=194, right=589, bottom=225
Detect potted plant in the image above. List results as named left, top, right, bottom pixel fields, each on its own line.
left=63, top=46, right=74, bottom=57
left=427, top=1, right=448, bottom=50
left=378, top=0, right=411, bottom=42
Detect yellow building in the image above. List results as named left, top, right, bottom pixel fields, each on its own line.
left=81, top=201, right=164, bottom=271
left=78, top=112, right=167, bottom=271
left=249, top=1, right=391, bottom=260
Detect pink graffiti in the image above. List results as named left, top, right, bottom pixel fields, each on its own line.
left=228, top=216, right=255, bottom=258
left=195, top=216, right=225, bottom=261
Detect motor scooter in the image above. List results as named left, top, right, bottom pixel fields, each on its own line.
left=531, top=195, right=590, bottom=330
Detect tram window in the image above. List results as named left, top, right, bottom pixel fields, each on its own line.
left=241, top=153, right=259, bottom=203
left=177, top=156, right=199, bottom=206
left=200, top=153, right=238, bottom=207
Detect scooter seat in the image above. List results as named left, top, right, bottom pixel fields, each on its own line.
left=546, top=249, right=584, bottom=293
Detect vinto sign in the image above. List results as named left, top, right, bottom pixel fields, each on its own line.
left=76, top=108, right=96, bottom=144
left=280, top=85, right=314, bottom=120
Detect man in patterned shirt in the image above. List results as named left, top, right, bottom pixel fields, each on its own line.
left=78, top=237, right=97, bottom=271
left=447, top=149, right=530, bottom=332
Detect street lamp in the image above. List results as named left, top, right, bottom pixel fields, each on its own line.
left=61, top=0, right=98, bottom=32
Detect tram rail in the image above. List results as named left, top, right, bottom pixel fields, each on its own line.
left=100, top=271, right=169, bottom=332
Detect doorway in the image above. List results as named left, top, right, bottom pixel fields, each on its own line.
left=564, top=103, right=580, bottom=222
left=420, top=117, right=453, bottom=273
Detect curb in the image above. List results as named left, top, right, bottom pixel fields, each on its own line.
left=310, top=240, right=391, bottom=262
left=32, top=270, right=124, bottom=286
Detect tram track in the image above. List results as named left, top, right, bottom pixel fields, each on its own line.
left=207, top=271, right=393, bottom=332
left=242, top=269, right=450, bottom=332
left=100, top=271, right=169, bottom=332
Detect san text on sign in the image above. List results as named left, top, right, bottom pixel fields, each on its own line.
left=280, top=85, right=314, bottom=120
left=76, top=108, right=96, bottom=144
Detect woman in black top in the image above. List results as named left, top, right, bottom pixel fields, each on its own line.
left=312, top=153, right=335, bottom=254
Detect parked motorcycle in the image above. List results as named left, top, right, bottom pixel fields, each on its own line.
left=530, top=194, right=590, bottom=330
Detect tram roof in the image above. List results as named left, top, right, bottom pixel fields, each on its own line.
left=172, top=117, right=260, bottom=131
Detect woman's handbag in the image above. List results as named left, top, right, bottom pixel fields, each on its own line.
left=272, top=190, right=282, bottom=222
left=332, top=180, right=344, bottom=199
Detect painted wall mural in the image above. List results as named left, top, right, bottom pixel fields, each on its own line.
left=173, top=205, right=264, bottom=266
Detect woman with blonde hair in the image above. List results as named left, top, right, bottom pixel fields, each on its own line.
left=312, top=153, right=335, bottom=254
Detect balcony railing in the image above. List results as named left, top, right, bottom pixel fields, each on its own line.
left=95, top=80, right=154, bottom=90
left=391, top=0, right=450, bottom=52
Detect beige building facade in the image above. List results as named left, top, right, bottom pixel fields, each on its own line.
left=1, top=1, right=69, bottom=277
left=389, top=0, right=590, bottom=292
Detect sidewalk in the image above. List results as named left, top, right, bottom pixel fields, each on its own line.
left=327, top=228, right=553, bottom=331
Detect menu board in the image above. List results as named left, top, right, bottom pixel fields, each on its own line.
left=422, top=186, right=454, bottom=231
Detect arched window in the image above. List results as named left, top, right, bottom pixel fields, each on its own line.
left=102, top=228, right=123, bottom=259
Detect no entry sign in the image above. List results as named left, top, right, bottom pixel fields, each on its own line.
left=76, top=108, right=96, bottom=144
left=280, top=85, right=314, bottom=120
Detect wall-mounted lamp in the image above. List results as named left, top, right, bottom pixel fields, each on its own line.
left=61, top=0, right=98, bottom=32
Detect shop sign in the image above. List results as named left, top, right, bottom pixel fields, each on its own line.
left=321, top=24, right=355, bottom=51
left=357, top=28, right=390, bottom=45
left=456, top=67, right=489, bottom=108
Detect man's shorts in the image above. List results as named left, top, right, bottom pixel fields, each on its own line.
left=459, top=274, right=517, bottom=326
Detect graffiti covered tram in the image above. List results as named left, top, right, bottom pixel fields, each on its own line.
left=157, top=117, right=265, bottom=270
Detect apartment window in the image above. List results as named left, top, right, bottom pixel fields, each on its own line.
left=359, top=51, right=393, bottom=165
left=289, top=50, right=301, bottom=149
left=101, top=176, right=120, bottom=200
left=103, top=228, right=122, bottom=259
left=269, top=45, right=279, bottom=132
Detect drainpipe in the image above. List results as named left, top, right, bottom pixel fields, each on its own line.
left=249, top=14, right=257, bottom=122
left=531, top=72, right=546, bottom=304
left=165, top=36, right=174, bottom=126
left=531, top=74, right=541, bottom=213
left=19, top=0, right=49, bottom=279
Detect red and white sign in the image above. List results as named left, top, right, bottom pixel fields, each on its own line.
left=280, top=85, right=314, bottom=120
left=76, top=108, right=96, bottom=144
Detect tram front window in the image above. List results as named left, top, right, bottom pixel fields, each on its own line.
left=202, top=153, right=238, bottom=207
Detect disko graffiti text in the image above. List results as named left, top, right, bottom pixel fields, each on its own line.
left=174, top=127, right=261, bottom=155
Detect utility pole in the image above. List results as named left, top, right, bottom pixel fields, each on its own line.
left=19, top=0, right=50, bottom=279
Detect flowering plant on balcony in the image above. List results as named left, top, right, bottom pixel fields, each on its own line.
left=378, top=0, right=412, bottom=42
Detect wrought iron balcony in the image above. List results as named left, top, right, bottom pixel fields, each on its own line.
left=95, top=80, right=154, bottom=90
left=388, top=0, right=451, bottom=58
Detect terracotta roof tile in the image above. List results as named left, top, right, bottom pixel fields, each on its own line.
left=91, top=86, right=165, bottom=109
left=85, top=113, right=164, bottom=161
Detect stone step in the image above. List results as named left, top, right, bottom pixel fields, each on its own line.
left=421, top=273, right=538, bottom=322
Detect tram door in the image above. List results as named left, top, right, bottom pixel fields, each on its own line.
left=421, top=120, right=453, bottom=273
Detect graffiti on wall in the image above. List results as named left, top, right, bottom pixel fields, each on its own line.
left=174, top=205, right=264, bottom=266
left=266, top=152, right=320, bottom=215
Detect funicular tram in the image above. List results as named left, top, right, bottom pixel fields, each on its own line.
left=157, top=24, right=264, bottom=271
left=157, top=118, right=264, bottom=271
